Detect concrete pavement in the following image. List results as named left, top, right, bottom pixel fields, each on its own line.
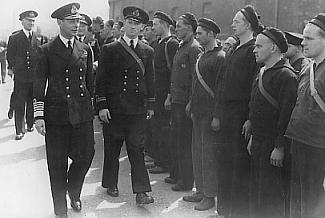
left=0, top=78, right=218, bottom=218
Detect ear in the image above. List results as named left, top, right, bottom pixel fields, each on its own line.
left=56, top=19, right=62, bottom=26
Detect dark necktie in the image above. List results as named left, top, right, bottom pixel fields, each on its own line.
left=67, top=40, right=73, bottom=53
left=28, top=32, right=32, bottom=44
left=130, top=39, right=135, bottom=50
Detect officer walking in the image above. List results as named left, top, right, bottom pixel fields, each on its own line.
left=76, top=13, right=100, bottom=62
left=96, top=6, right=155, bottom=205
left=7, top=10, right=39, bottom=140
left=33, top=3, right=95, bottom=217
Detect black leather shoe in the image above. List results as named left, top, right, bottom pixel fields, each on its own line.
left=27, top=127, right=34, bottom=132
left=70, top=199, right=82, bottom=212
left=15, top=133, right=24, bottom=140
left=183, top=191, right=204, bottom=202
left=107, top=187, right=119, bottom=197
left=164, top=176, right=176, bottom=184
left=136, top=193, right=154, bottom=205
left=7, top=108, right=13, bottom=119
left=149, top=166, right=168, bottom=174
left=171, top=183, right=192, bottom=191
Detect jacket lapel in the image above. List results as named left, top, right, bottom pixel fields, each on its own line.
left=68, top=40, right=84, bottom=67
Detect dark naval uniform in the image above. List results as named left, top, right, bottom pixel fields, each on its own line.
left=152, top=35, right=178, bottom=171
left=249, top=59, right=298, bottom=218
left=7, top=29, right=39, bottom=135
left=96, top=35, right=155, bottom=193
left=33, top=4, right=95, bottom=215
left=33, top=35, right=95, bottom=216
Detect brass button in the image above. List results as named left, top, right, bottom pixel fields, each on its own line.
left=80, top=93, right=84, bottom=97
left=79, top=84, right=83, bottom=88
left=136, top=90, right=139, bottom=93
left=79, top=76, right=83, bottom=80
left=123, top=88, right=126, bottom=91
left=80, top=68, right=83, bottom=71
left=67, top=94, right=71, bottom=98
left=136, top=76, right=139, bottom=80
left=65, top=69, right=69, bottom=73
left=123, top=82, right=127, bottom=85
left=26, top=56, right=30, bottom=59
left=124, top=75, right=127, bottom=79
left=66, top=78, right=69, bottom=82
left=136, top=83, right=139, bottom=86
left=66, top=86, right=70, bottom=90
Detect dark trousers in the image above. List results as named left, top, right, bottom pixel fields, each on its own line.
left=45, top=122, right=94, bottom=215
left=250, top=135, right=289, bottom=218
left=151, top=91, right=171, bottom=169
left=13, top=80, right=33, bottom=134
left=290, top=140, right=325, bottom=218
left=170, top=103, right=193, bottom=188
left=0, top=58, right=6, bottom=82
left=217, top=103, right=250, bottom=218
left=192, top=114, right=218, bottom=197
left=101, top=114, right=152, bottom=193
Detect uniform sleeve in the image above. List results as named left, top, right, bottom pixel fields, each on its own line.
left=212, top=52, right=226, bottom=118
left=145, top=47, right=155, bottom=110
left=93, top=40, right=100, bottom=62
left=167, top=39, right=179, bottom=93
left=6, top=35, right=16, bottom=70
left=187, top=46, right=201, bottom=102
left=85, top=45, right=94, bottom=98
left=33, top=46, right=48, bottom=120
left=95, top=44, right=112, bottom=111
left=275, top=73, right=298, bottom=148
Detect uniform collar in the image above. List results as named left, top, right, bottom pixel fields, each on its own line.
left=77, top=35, right=86, bottom=42
left=59, top=34, right=75, bottom=48
left=22, top=28, right=32, bottom=38
left=123, top=35, right=138, bottom=47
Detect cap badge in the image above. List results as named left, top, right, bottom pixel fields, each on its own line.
left=71, top=5, right=78, bottom=14
left=29, top=12, right=35, bottom=17
left=132, top=9, right=140, bottom=17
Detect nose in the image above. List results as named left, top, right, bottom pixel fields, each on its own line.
left=301, top=39, right=306, bottom=47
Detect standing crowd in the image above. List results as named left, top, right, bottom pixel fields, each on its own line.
left=2, top=2, right=325, bottom=218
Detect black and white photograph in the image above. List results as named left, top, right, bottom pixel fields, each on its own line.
left=0, top=0, right=325, bottom=217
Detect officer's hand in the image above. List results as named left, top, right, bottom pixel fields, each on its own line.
left=242, top=120, right=252, bottom=141
left=99, top=109, right=111, bottom=123
left=211, top=117, right=220, bottom=132
left=164, top=94, right=171, bottom=111
left=270, top=147, right=284, bottom=167
left=247, top=135, right=253, bottom=155
left=147, top=109, right=154, bottom=119
left=8, top=69, right=13, bottom=77
left=185, top=101, right=191, bottom=117
left=35, top=119, right=46, bottom=136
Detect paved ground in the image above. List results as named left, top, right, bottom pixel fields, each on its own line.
left=0, top=78, right=218, bottom=218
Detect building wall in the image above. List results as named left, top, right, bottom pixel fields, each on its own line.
left=109, top=0, right=322, bottom=39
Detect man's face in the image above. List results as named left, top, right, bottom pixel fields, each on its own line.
left=143, top=26, right=155, bottom=41
left=152, top=18, right=164, bottom=37
left=112, top=23, right=121, bottom=39
left=77, top=22, right=88, bottom=36
left=253, top=34, right=274, bottom=64
left=124, top=19, right=142, bottom=39
left=195, top=26, right=210, bottom=47
left=231, top=11, right=248, bottom=37
left=302, top=23, right=325, bottom=59
left=100, top=24, right=110, bottom=39
left=22, top=18, right=35, bottom=31
left=92, top=23, right=101, bottom=33
left=58, top=18, right=80, bottom=38
left=284, top=44, right=299, bottom=58
left=176, top=19, right=191, bottom=41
